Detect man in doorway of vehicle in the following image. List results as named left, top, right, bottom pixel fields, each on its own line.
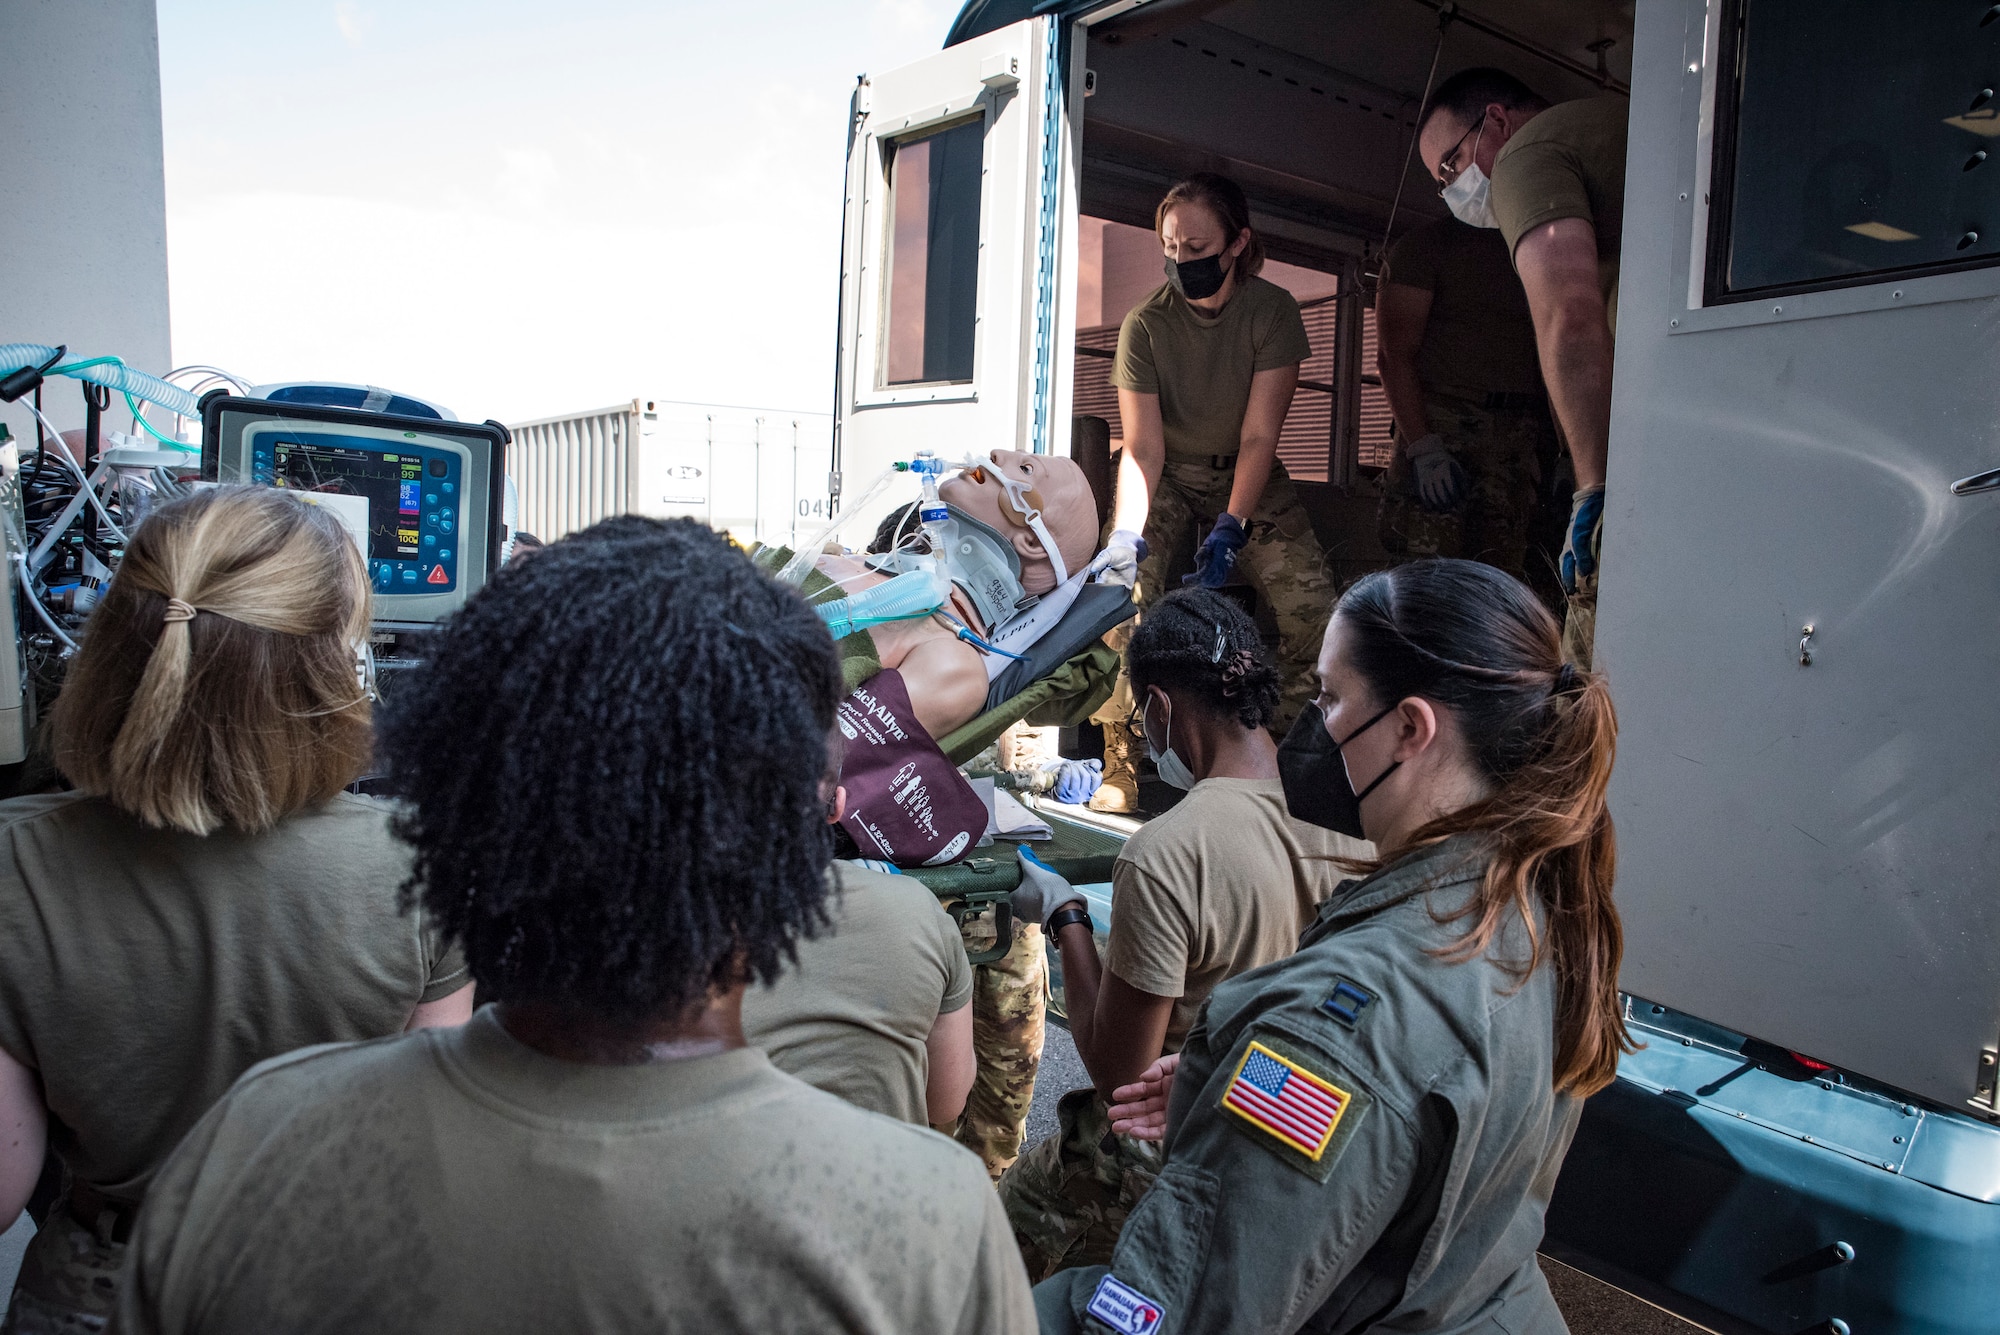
left=1374, top=213, right=1563, bottom=607
left=1419, top=67, right=1627, bottom=669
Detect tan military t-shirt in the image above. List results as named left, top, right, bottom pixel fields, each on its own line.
left=1492, top=96, right=1630, bottom=327
left=1381, top=216, right=1543, bottom=399
left=0, top=791, right=466, bottom=1201
left=743, top=861, right=973, bottom=1124
left=1104, top=778, right=1364, bottom=1050
left=114, top=1010, right=1037, bottom=1335
left=1111, top=275, right=1312, bottom=459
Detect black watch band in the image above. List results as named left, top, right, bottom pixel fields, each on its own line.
left=1046, top=905, right=1094, bottom=935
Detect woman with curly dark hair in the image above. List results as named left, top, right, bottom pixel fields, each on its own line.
left=995, top=586, right=1365, bottom=1280
left=112, top=516, right=1035, bottom=1335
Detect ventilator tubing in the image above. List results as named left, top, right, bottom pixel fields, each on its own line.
left=0, top=345, right=201, bottom=418
left=815, top=563, right=950, bottom=641
left=775, top=464, right=905, bottom=589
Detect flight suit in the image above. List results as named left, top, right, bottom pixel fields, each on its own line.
left=1034, top=837, right=1578, bottom=1335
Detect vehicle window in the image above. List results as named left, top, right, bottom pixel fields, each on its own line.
left=882, top=117, right=982, bottom=385
left=1709, top=0, right=2000, bottom=300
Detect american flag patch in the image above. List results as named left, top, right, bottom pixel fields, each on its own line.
left=1221, top=1041, right=1350, bottom=1160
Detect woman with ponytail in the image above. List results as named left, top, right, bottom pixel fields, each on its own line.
left=0, top=487, right=470, bottom=1333
left=998, top=587, right=1366, bottom=1280
left=1035, top=559, right=1628, bottom=1335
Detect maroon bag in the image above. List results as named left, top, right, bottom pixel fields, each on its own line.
left=835, top=670, right=987, bottom=868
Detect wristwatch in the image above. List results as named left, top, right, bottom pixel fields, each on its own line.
left=1047, top=905, right=1094, bottom=935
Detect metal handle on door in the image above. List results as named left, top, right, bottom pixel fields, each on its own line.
left=1950, top=467, right=2000, bottom=495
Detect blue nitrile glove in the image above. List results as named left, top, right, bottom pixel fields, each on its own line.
left=1011, top=846, right=1084, bottom=929
left=1038, top=757, right=1102, bottom=805
left=1183, top=513, right=1249, bottom=588
left=842, top=858, right=903, bottom=877
left=1559, top=486, right=1606, bottom=593
left=1405, top=433, right=1467, bottom=512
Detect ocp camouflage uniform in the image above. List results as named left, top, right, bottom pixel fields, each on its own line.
left=954, top=917, right=1046, bottom=1179
left=1377, top=391, right=1557, bottom=587
left=3, top=1200, right=123, bottom=1334
left=998, top=1087, right=1162, bottom=1280
left=1092, top=457, right=1333, bottom=741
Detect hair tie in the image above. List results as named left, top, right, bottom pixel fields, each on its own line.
left=1218, top=647, right=1258, bottom=697
left=1553, top=661, right=1578, bottom=696
left=161, top=599, right=197, bottom=625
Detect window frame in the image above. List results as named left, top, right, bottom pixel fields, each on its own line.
left=876, top=113, right=988, bottom=392
left=853, top=103, right=994, bottom=408
left=1703, top=0, right=2000, bottom=306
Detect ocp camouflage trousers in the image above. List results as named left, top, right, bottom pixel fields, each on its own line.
left=953, top=919, right=1046, bottom=1180
left=996, top=1087, right=1162, bottom=1281
left=1377, top=396, right=1556, bottom=586
left=1093, top=457, right=1333, bottom=737
left=3, top=1201, right=120, bottom=1334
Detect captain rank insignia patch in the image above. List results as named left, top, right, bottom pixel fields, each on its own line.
left=1219, top=1037, right=1370, bottom=1181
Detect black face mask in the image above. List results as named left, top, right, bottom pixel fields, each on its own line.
left=1164, top=250, right=1230, bottom=301
left=1277, top=702, right=1401, bottom=839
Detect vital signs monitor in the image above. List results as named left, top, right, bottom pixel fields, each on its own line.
left=200, top=396, right=507, bottom=629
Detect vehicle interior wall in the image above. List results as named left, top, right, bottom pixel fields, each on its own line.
left=1069, top=0, right=1634, bottom=590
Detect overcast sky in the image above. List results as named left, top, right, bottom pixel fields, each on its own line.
left=158, top=0, right=959, bottom=423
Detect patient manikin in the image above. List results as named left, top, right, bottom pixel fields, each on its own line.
left=811, top=450, right=1100, bottom=738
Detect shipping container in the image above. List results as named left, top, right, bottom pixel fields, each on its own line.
left=508, top=399, right=834, bottom=548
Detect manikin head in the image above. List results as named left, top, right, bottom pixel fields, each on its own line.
left=937, top=449, right=1099, bottom=598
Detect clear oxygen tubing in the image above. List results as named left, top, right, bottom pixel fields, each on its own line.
left=813, top=562, right=951, bottom=641
left=775, top=463, right=904, bottom=588
left=0, top=345, right=202, bottom=418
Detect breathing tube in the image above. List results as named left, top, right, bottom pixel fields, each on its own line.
left=0, top=345, right=202, bottom=419
left=775, top=464, right=904, bottom=589
left=0, top=345, right=204, bottom=451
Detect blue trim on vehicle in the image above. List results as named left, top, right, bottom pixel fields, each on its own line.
left=1548, top=998, right=2000, bottom=1334
left=1028, top=16, right=1065, bottom=454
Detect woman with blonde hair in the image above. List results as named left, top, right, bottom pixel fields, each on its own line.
left=1038, top=558, right=1628, bottom=1334
left=0, top=486, right=470, bottom=1333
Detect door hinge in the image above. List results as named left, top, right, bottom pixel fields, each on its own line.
left=1972, top=1045, right=1999, bottom=1116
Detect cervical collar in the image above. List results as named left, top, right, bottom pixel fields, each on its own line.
left=869, top=505, right=1029, bottom=632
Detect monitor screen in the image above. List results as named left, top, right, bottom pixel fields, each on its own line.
left=202, top=398, right=504, bottom=627
left=251, top=432, right=466, bottom=594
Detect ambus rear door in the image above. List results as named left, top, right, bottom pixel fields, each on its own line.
left=1607, top=0, right=2000, bottom=1115
left=830, top=15, right=1082, bottom=532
